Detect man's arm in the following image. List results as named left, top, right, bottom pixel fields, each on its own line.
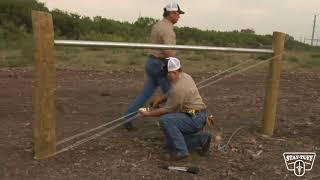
left=140, top=107, right=170, bottom=117
left=150, top=95, right=168, bottom=108
left=161, top=29, right=176, bottom=58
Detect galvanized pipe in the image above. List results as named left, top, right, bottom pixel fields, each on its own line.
left=54, top=40, right=274, bottom=54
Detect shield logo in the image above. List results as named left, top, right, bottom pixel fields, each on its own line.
left=283, top=152, right=316, bottom=177
left=294, top=160, right=305, bottom=176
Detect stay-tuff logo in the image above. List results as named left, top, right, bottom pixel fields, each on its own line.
left=283, top=152, right=316, bottom=177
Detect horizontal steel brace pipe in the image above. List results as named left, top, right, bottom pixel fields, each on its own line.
left=55, top=40, right=274, bottom=54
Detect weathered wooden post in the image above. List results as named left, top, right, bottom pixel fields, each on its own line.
left=262, top=31, right=286, bottom=136
left=32, top=11, right=56, bottom=159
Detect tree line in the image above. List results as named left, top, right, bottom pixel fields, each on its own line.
left=0, top=0, right=314, bottom=50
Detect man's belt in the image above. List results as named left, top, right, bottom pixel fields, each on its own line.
left=149, top=54, right=167, bottom=61
left=184, top=108, right=207, bottom=118
left=194, top=109, right=207, bottom=113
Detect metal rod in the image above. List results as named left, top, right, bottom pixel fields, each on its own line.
left=54, top=40, right=273, bottom=54
left=311, top=15, right=317, bottom=46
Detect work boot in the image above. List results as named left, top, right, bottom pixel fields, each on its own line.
left=161, top=152, right=189, bottom=161
left=198, top=134, right=212, bottom=156
left=124, top=122, right=137, bottom=131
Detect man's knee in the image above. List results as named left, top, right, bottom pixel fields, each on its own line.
left=159, top=115, right=172, bottom=128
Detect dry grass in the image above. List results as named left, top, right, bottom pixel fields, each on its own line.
left=284, top=51, right=320, bottom=70
left=1, top=47, right=319, bottom=72
left=53, top=48, right=263, bottom=73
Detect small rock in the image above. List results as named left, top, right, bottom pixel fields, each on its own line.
left=215, top=134, right=223, bottom=143
left=23, top=122, right=31, bottom=128
left=71, top=110, right=78, bottom=114
left=246, top=149, right=263, bottom=159
left=254, top=150, right=263, bottom=158
left=247, top=137, right=257, bottom=145
left=231, top=147, right=239, bottom=153
left=74, top=163, right=81, bottom=166
left=24, top=148, right=32, bottom=152
left=306, top=121, right=313, bottom=126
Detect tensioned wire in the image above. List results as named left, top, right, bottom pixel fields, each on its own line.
left=54, top=54, right=281, bottom=156
left=56, top=111, right=138, bottom=145
left=53, top=114, right=139, bottom=156
left=197, top=55, right=281, bottom=89
left=56, top=57, right=253, bottom=146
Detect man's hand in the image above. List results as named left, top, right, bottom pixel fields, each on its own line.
left=139, top=108, right=150, bottom=117
left=139, top=107, right=169, bottom=117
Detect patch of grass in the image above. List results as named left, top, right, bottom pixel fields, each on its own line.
left=0, top=49, right=33, bottom=67
left=187, top=57, right=201, bottom=61
left=310, top=54, right=320, bottom=59
left=5, top=45, right=320, bottom=72
left=255, top=54, right=273, bottom=60
left=85, top=47, right=105, bottom=51
left=127, top=59, right=140, bottom=65
left=0, top=36, right=35, bottom=67
left=64, top=47, right=82, bottom=54
left=105, top=59, right=119, bottom=65
left=0, top=56, right=30, bottom=67
left=287, top=56, right=299, bottom=63
left=304, top=59, right=320, bottom=67
left=126, top=57, right=145, bottom=66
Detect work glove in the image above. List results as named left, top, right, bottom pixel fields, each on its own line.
left=149, top=95, right=167, bottom=108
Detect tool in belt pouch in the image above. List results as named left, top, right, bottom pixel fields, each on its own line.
left=185, top=109, right=197, bottom=118
left=185, top=109, right=215, bottom=127
left=184, top=109, right=207, bottom=118
left=206, top=115, right=215, bottom=128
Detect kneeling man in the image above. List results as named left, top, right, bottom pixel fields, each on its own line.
left=139, top=57, right=211, bottom=161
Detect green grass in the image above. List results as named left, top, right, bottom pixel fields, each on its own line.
left=1, top=47, right=320, bottom=72
left=304, top=59, right=320, bottom=67
left=0, top=49, right=33, bottom=67
left=287, top=56, right=299, bottom=63
left=310, top=54, right=320, bottom=59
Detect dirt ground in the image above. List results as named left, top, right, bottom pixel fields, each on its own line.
left=0, top=67, right=319, bottom=180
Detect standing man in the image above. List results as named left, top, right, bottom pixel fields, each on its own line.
left=139, top=57, right=212, bottom=161
left=124, top=2, right=185, bottom=130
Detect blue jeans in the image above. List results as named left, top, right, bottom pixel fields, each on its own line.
left=126, top=56, right=170, bottom=119
left=159, top=112, right=209, bottom=156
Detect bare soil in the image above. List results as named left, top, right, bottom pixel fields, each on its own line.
left=0, top=67, right=319, bottom=180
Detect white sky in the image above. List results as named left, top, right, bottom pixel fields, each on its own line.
left=39, top=0, right=320, bottom=42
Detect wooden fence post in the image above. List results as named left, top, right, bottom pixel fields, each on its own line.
left=32, top=11, right=56, bottom=159
left=262, top=31, right=286, bottom=136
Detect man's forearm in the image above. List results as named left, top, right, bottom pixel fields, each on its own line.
left=144, top=108, right=169, bottom=117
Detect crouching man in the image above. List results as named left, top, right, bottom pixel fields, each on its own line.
left=139, top=57, right=211, bottom=161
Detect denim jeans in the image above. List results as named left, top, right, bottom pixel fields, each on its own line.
left=159, top=111, right=209, bottom=156
left=126, top=56, right=170, bottom=119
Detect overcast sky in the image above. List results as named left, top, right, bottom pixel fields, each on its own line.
left=39, top=0, right=320, bottom=42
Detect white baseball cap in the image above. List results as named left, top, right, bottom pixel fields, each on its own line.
left=167, top=57, right=181, bottom=72
left=164, top=2, right=185, bottom=14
